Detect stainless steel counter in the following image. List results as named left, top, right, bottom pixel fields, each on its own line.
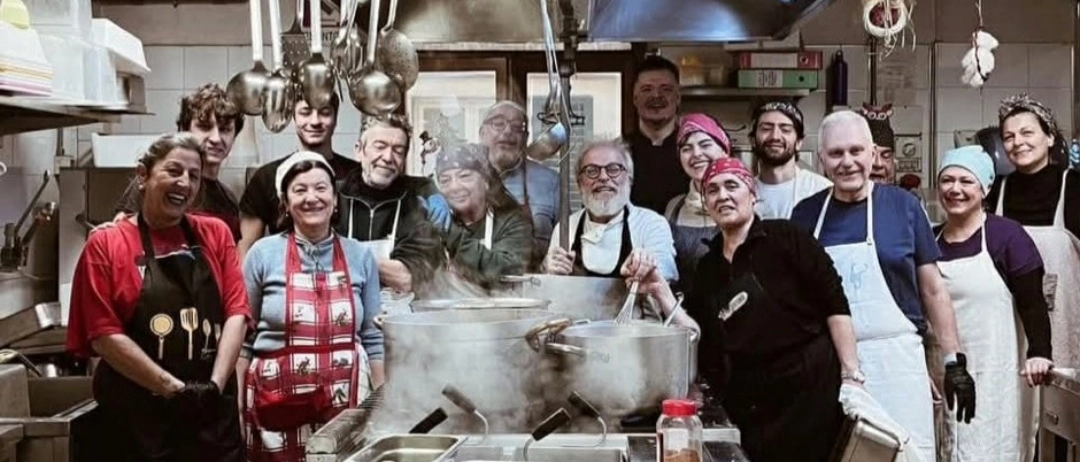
left=1040, top=368, right=1079, bottom=461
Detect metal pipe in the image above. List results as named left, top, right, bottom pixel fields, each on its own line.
left=868, top=37, right=878, bottom=105
left=1073, top=0, right=1080, bottom=138
left=929, top=43, right=938, bottom=189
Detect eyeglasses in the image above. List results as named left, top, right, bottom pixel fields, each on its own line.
left=484, top=118, right=528, bottom=134
left=578, top=163, right=627, bottom=180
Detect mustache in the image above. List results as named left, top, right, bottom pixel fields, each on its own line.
left=645, top=97, right=669, bottom=106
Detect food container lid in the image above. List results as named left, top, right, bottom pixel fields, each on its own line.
left=661, top=399, right=697, bottom=417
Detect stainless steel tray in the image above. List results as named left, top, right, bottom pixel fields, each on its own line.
left=343, top=435, right=465, bottom=462
left=0, top=303, right=61, bottom=348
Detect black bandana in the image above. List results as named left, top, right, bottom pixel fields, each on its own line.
left=752, top=101, right=805, bottom=138
left=436, top=143, right=490, bottom=176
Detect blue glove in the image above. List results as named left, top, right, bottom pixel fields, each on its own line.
left=422, top=194, right=452, bottom=231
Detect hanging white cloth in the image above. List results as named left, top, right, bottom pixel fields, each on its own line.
left=813, top=184, right=936, bottom=462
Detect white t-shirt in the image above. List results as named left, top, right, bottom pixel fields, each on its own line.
left=754, top=168, right=832, bottom=219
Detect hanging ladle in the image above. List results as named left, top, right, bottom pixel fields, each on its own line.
left=348, top=0, right=401, bottom=116
left=226, top=0, right=270, bottom=115
left=330, top=0, right=365, bottom=81
left=525, top=0, right=570, bottom=161
left=297, top=0, right=336, bottom=110
left=376, top=0, right=419, bottom=91
left=261, top=0, right=294, bottom=132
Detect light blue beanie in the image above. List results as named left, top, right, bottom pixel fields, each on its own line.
left=938, top=145, right=995, bottom=194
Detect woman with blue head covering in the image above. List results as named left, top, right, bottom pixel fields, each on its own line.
left=933, top=145, right=1052, bottom=461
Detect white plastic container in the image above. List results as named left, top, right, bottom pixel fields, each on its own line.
left=91, top=19, right=150, bottom=76
left=83, top=45, right=125, bottom=106
left=37, top=34, right=88, bottom=102
left=25, top=0, right=93, bottom=40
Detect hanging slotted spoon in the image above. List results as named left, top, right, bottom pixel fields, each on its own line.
left=376, top=0, right=419, bottom=91
left=262, top=0, right=294, bottom=132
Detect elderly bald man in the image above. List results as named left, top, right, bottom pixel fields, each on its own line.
left=478, top=101, right=561, bottom=267
left=789, top=110, right=976, bottom=462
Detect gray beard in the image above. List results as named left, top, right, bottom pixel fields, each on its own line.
left=583, top=187, right=630, bottom=218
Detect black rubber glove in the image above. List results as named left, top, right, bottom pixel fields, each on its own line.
left=944, top=353, right=976, bottom=423
left=171, top=381, right=221, bottom=422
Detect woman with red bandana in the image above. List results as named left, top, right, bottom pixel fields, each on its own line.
left=663, top=113, right=731, bottom=295
left=635, top=158, right=860, bottom=462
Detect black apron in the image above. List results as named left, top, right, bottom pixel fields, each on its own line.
left=709, top=270, right=843, bottom=462
left=570, top=207, right=632, bottom=277
left=92, top=215, right=243, bottom=462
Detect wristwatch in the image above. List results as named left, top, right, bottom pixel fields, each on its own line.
left=841, top=370, right=867, bottom=384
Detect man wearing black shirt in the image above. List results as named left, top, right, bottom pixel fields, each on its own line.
left=624, top=55, right=688, bottom=214
left=237, top=94, right=360, bottom=260
left=112, top=84, right=244, bottom=240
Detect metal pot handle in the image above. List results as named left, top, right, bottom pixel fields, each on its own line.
left=525, top=318, right=572, bottom=351
left=373, top=313, right=387, bottom=330
left=545, top=343, right=610, bottom=363
left=501, top=275, right=541, bottom=286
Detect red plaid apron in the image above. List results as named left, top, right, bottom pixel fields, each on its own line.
left=244, top=234, right=373, bottom=462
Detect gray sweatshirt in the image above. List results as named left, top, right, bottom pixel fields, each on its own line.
left=242, top=233, right=384, bottom=360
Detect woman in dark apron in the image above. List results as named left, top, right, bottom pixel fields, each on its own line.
left=663, top=113, right=731, bottom=295
left=66, top=133, right=249, bottom=461
left=638, top=158, right=862, bottom=462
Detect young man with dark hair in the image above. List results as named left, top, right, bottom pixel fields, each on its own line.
left=624, top=55, right=688, bottom=214
left=237, top=93, right=361, bottom=260
left=113, top=84, right=245, bottom=240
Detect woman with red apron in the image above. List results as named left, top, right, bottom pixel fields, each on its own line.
left=241, top=152, right=382, bottom=461
left=66, top=133, right=249, bottom=461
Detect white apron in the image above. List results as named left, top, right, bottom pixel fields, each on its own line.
left=430, top=210, right=495, bottom=299
left=814, top=184, right=935, bottom=462
left=936, top=218, right=1035, bottom=462
left=347, top=199, right=414, bottom=315
left=996, top=170, right=1080, bottom=368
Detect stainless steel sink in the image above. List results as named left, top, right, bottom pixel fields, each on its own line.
left=451, top=434, right=628, bottom=462
left=0, top=374, right=96, bottom=462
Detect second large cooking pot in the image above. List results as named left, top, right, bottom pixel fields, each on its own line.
left=380, top=308, right=565, bottom=432
left=528, top=319, right=696, bottom=417
left=410, top=297, right=550, bottom=313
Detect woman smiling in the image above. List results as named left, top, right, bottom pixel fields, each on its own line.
left=431, top=143, right=532, bottom=296
left=241, top=152, right=383, bottom=461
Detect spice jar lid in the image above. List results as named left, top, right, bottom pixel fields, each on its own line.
left=661, top=399, right=697, bottom=417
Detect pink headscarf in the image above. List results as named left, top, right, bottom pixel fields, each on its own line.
left=701, top=158, right=756, bottom=196
left=677, top=113, right=731, bottom=154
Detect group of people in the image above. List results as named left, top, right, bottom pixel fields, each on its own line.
left=60, top=52, right=1076, bottom=462
left=624, top=56, right=1069, bottom=462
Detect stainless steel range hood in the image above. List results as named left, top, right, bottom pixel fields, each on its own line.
left=370, top=0, right=838, bottom=45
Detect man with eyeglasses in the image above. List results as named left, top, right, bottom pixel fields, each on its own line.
left=543, top=139, right=677, bottom=287
left=478, top=101, right=560, bottom=268
left=625, top=55, right=689, bottom=215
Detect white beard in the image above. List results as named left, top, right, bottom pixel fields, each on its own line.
left=583, top=186, right=630, bottom=218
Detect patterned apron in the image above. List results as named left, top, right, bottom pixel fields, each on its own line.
left=244, top=233, right=373, bottom=462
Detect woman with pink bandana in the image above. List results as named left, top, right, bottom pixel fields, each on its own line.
left=663, top=113, right=731, bottom=295
left=635, top=158, right=861, bottom=462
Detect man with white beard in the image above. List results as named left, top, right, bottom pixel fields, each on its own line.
left=751, top=101, right=832, bottom=219
left=543, top=139, right=677, bottom=285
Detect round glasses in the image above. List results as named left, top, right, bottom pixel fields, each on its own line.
left=484, top=118, right=528, bottom=134
left=578, top=163, right=627, bottom=180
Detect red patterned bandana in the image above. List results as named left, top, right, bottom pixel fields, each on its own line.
left=678, top=113, right=731, bottom=154
left=701, top=158, right=756, bottom=196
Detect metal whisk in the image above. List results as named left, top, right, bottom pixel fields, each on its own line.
left=613, top=281, right=639, bottom=325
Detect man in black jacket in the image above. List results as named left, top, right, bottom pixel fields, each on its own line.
left=337, top=115, right=444, bottom=295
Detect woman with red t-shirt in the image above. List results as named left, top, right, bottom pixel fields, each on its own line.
left=66, top=132, right=249, bottom=461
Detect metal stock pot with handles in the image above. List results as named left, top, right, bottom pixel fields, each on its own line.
left=525, top=317, right=699, bottom=417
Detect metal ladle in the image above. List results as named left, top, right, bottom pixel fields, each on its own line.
left=297, top=0, right=336, bottom=110
left=261, top=0, right=293, bottom=133
left=525, top=0, right=569, bottom=161
left=348, top=0, right=401, bottom=116
left=330, top=0, right=365, bottom=81
left=376, top=0, right=419, bottom=91
left=226, top=0, right=270, bottom=115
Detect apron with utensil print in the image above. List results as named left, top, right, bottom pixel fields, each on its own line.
left=813, top=185, right=935, bottom=462
left=996, top=170, right=1080, bottom=368
left=244, top=233, right=372, bottom=462
left=345, top=197, right=414, bottom=315
left=935, top=219, right=1035, bottom=462
left=93, top=214, right=242, bottom=462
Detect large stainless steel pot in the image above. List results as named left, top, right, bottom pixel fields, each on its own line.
left=528, top=319, right=696, bottom=417
left=496, top=275, right=629, bottom=321
left=410, top=298, right=550, bottom=313
left=379, top=309, right=564, bottom=432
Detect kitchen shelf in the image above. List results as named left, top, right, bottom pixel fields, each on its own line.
left=680, top=86, right=812, bottom=101
left=0, top=95, right=148, bottom=136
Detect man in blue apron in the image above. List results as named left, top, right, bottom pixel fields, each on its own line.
left=337, top=116, right=445, bottom=310
left=542, top=139, right=678, bottom=295
left=790, top=110, right=976, bottom=462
